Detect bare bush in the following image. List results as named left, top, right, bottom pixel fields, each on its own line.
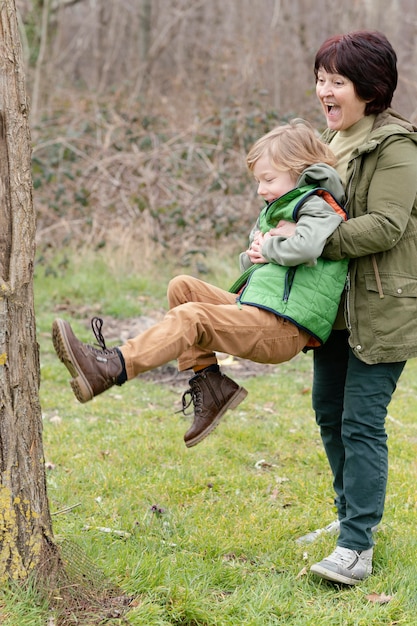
left=27, top=0, right=417, bottom=123
left=33, top=97, right=282, bottom=256
left=19, top=0, right=417, bottom=254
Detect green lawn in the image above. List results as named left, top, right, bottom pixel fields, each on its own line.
left=3, top=248, right=417, bottom=625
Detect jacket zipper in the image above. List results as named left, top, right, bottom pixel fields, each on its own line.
left=343, top=157, right=357, bottom=331
left=345, top=158, right=356, bottom=216
left=345, top=272, right=352, bottom=331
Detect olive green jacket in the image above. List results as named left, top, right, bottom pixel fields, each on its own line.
left=322, top=109, right=417, bottom=364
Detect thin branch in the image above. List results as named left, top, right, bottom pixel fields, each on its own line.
left=52, top=502, right=82, bottom=516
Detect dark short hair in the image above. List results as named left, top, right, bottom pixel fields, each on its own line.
left=314, top=30, right=398, bottom=115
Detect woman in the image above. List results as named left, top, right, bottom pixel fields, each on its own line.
left=303, top=31, right=417, bottom=585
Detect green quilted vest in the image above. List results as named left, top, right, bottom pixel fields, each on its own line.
left=229, top=186, right=348, bottom=345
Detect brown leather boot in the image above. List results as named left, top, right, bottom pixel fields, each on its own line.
left=52, top=317, right=127, bottom=403
left=181, top=369, right=248, bottom=448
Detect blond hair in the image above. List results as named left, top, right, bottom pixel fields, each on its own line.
left=246, top=118, right=336, bottom=178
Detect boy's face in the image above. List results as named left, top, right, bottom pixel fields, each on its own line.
left=253, top=154, right=296, bottom=204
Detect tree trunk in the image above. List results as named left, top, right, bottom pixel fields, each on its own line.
left=0, top=0, right=54, bottom=582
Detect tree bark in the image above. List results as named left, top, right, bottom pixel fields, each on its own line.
left=0, top=0, right=54, bottom=582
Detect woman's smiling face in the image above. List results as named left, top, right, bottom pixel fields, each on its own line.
left=316, top=69, right=368, bottom=131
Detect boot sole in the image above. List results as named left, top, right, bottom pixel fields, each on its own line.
left=52, top=319, right=94, bottom=403
left=185, top=386, right=248, bottom=448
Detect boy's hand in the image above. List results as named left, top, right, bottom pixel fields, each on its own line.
left=247, top=232, right=268, bottom=264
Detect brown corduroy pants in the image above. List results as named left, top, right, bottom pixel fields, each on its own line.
left=120, top=274, right=310, bottom=380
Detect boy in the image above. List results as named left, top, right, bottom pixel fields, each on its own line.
left=52, top=119, right=347, bottom=448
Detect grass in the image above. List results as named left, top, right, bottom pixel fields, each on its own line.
left=2, top=246, right=417, bottom=624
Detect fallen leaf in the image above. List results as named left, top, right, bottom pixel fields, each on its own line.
left=218, top=355, right=236, bottom=366
left=254, top=459, right=278, bottom=470
left=366, top=592, right=394, bottom=604
left=296, top=566, right=308, bottom=579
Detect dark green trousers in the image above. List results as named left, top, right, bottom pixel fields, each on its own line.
left=312, top=330, right=405, bottom=550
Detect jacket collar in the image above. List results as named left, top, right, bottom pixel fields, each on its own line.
left=322, top=108, right=417, bottom=157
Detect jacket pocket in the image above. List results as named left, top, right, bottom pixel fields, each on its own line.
left=365, top=272, right=417, bottom=298
left=364, top=272, right=417, bottom=343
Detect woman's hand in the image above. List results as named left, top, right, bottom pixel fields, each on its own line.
left=246, top=221, right=296, bottom=264
left=269, top=220, right=297, bottom=238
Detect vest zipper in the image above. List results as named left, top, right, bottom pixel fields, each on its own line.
left=283, top=267, right=297, bottom=302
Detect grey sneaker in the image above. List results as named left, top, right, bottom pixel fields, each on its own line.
left=296, top=519, right=341, bottom=544
left=310, top=546, right=373, bottom=585
left=296, top=519, right=379, bottom=545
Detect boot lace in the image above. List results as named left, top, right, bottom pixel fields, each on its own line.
left=90, top=316, right=115, bottom=354
left=89, top=317, right=126, bottom=386
left=178, top=378, right=202, bottom=417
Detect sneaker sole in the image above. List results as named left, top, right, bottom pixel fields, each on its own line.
left=310, top=562, right=365, bottom=586
left=185, top=386, right=248, bottom=448
left=52, top=319, right=94, bottom=403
